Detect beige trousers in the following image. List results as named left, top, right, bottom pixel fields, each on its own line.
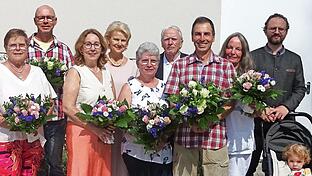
left=173, top=143, right=229, bottom=176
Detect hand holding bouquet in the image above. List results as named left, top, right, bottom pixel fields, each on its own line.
left=230, top=70, right=281, bottom=114
left=76, top=96, right=133, bottom=129
left=128, top=101, right=176, bottom=151
left=1, top=94, right=55, bottom=133
left=168, top=80, right=225, bottom=130
left=29, top=57, right=68, bottom=87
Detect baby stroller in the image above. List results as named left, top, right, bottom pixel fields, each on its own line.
left=264, top=112, right=312, bottom=176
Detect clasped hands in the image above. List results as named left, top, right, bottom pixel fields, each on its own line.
left=259, top=105, right=289, bottom=122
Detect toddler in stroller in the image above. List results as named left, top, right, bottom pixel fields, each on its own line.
left=282, top=144, right=311, bottom=176
left=263, top=112, right=312, bottom=176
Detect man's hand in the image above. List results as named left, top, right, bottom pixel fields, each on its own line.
left=271, top=105, right=289, bottom=120
left=258, top=107, right=276, bottom=122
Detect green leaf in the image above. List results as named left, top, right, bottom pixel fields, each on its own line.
left=198, top=118, right=208, bottom=130
left=80, top=103, right=93, bottom=114
left=76, top=112, right=92, bottom=121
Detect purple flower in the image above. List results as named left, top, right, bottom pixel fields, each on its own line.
left=25, top=115, right=34, bottom=122
left=149, top=127, right=158, bottom=138
left=55, top=68, right=61, bottom=76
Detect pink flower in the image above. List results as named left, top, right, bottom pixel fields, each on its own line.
left=14, top=117, right=20, bottom=123
left=154, top=116, right=160, bottom=124
left=142, top=115, right=149, bottom=124
left=242, top=82, right=253, bottom=91
left=13, top=106, right=20, bottom=113
left=21, top=109, right=28, bottom=116
left=118, top=105, right=127, bottom=113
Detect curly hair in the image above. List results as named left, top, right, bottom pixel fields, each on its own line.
left=74, top=29, right=107, bottom=69
left=282, top=144, right=311, bottom=164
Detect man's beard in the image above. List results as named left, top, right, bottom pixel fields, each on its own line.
left=268, top=34, right=285, bottom=45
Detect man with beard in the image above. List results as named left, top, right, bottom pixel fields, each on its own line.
left=246, top=13, right=306, bottom=176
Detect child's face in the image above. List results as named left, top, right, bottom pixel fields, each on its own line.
left=288, top=154, right=305, bottom=171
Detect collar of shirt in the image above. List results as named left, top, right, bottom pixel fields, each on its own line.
left=264, top=44, right=285, bottom=56
left=29, top=34, right=60, bottom=50
left=187, top=51, right=221, bottom=65
left=163, top=52, right=181, bottom=65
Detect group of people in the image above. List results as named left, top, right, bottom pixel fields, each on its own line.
left=0, top=3, right=307, bottom=176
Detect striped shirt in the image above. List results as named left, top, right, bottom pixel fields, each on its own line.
left=28, top=34, right=74, bottom=121
left=164, top=52, right=236, bottom=149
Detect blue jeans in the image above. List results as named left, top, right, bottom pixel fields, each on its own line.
left=43, top=119, right=66, bottom=176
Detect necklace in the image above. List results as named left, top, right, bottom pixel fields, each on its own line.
left=107, top=55, right=124, bottom=67
left=7, top=61, right=25, bottom=80
left=87, top=66, right=100, bottom=73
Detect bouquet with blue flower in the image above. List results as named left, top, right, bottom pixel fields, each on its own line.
left=168, top=80, right=225, bottom=130
left=29, top=57, right=68, bottom=87
left=76, top=96, right=134, bottom=129
left=1, top=94, right=55, bottom=133
left=128, top=101, right=177, bottom=151
left=230, top=70, right=281, bottom=113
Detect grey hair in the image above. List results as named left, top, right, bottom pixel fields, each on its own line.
left=136, top=42, right=160, bottom=64
left=161, top=25, right=183, bottom=42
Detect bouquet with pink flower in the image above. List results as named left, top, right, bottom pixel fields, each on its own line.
left=76, top=96, right=133, bottom=129
left=168, top=80, right=225, bottom=130
left=128, top=101, right=177, bottom=151
left=230, top=70, right=281, bottom=113
left=1, top=94, right=54, bottom=133
left=29, top=57, right=68, bottom=87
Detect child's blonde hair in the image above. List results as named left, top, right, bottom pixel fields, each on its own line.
left=282, top=144, right=311, bottom=164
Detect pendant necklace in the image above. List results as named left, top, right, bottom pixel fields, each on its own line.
left=7, top=61, right=25, bottom=80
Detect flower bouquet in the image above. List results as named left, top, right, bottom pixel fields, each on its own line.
left=1, top=94, right=54, bottom=134
left=128, top=101, right=177, bottom=151
left=29, top=57, right=68, bottom=87
left=168, top=80, right=225, bottom=130
left=230, top=70, right=281, bottom=113
left=76, top=96, right=134, bottom=129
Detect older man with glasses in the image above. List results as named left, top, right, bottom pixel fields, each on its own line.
left=28, top=4, right=74, bottom=176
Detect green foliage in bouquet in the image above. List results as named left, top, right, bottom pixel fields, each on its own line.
left=168, top=80, right=225, bottom=130
left=29, top=57, right=68, bottom=87
left=76, top=96, right=135, bottom=129
left=2, top=94, right=55, bottom=133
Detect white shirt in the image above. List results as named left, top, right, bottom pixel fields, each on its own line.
left=0, top=64, right=57, bottom=144
left=162, top=52, right=181, bottom=83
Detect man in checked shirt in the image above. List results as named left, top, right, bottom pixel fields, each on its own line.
left=28, top=5, right=74, bottom=176
left=164, top=16, right=236, bottom=176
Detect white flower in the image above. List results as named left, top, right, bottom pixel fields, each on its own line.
left=103, top=111, right=109, bottom=117
left=200, top=88, right=210, bottom=97
left=149, top=119, right=155, bottom=125
left=197, top=106, right=205, bottom=114
left=192, top=89, right=198, bottom=96
left=180, top=88, right=188, bottom=96
left=146, top=124, right=153, bottom=130
left=257, top=85, right=266, bottom=92
left=47, top=61, right=54, bottom=70
left=43, top=57, right=50, bottom=62
left=107, top=108, right=112, bottom=112
left=60, top=64, right=68, bottom=71
left=188, top=80, right=197, bottom=88
left=270, top=80, right=276, bottom=86
left=179, top=105, right=188, bottom=115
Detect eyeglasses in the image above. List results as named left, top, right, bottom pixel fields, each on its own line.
left=267, top=27, right=286, bottom=33
left=140, top=59, right=159, bottom=66
left=7, top=44, right=27, bottom=51
left=35, top=16, right=55, bottom=22
left=83, top=42, right=101, bottom=49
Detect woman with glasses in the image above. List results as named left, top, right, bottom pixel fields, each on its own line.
left=118, top=42, right=172, bottom=176
left=104, top=21, right=137, bottom=176
left=0, top=28, right=56, bottom=175
left=63, top=29, right=116, bottom=176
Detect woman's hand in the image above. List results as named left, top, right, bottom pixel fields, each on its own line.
left=0, top=114, right=9, bottom=128
left=89, top=124, right=114, bottom=144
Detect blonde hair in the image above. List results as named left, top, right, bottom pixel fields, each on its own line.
left=104, top=21, right=131, bottom=44
left=282, top=144, right=311, bottom=164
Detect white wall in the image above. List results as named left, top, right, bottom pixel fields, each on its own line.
left=220, top=0, right=312, bottom=114
left=0, top=0, right=221, bottom=57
